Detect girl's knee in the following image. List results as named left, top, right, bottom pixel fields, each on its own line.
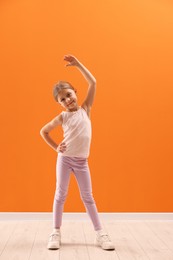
left=55, top=188, right=68, bottom=203
left=80, top=192, right=95, bottom=204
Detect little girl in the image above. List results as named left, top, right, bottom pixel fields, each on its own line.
left=40, top=54, right=115, bottom=250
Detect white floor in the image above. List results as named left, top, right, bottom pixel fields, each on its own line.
left=0, top=219, right=173, bottom=260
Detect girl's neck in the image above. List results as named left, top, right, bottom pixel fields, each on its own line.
left=66, top=105, right=80, bottom=112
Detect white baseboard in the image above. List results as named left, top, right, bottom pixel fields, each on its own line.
left=0, top=212, right=173, bottom=221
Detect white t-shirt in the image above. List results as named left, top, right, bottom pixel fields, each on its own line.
left=58, top=107, right=92, bottom=158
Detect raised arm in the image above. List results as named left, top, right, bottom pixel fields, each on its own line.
left=63, top=55, right=96, bottom=115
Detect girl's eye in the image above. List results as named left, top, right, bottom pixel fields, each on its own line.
left=67, top=93, right=71, bottom=97
left=61, top=98, right=65, bottom=102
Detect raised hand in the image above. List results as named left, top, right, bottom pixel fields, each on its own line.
left=63, top=54, right=80, bottom=67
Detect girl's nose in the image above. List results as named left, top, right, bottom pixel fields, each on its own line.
left=66, top=98, right=71, bottom=103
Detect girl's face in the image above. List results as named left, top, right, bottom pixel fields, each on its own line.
left=57, top=88, right=79, bottom=112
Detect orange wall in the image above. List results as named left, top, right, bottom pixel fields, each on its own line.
left=0, top=0, right=173, bottom=212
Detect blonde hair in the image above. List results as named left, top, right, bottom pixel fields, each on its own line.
left=53, top=81, right=76, bottom=102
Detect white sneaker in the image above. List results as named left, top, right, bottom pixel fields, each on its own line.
left=47, top=231, right=61, bottom=250
left=95, top=231, right=115, bottom=250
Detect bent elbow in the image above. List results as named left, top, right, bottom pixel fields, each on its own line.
left=90, top=80, right=96, bottom=86
left=40, top=128, right=47, bottom=136
left=40, top=129, right=44, bottom=136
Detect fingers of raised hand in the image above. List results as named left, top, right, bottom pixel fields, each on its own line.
left=63, top=54, right=79, bottom=66
left=64, top=55, right=74, bottom=62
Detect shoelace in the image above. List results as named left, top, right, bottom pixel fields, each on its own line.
left=49, top=233, right=60, bottom=241
left=99, top=234, right=111, bottom=242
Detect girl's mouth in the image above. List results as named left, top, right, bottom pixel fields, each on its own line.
left=68, top=101, right=74, bottom=106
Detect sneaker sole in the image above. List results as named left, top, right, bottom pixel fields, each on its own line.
left=95, top=239, right=115, bottom=250
left=47, top=241, right=61, bottom=250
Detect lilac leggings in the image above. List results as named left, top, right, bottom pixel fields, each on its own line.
left=53, top=154, right=102, bottom=231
